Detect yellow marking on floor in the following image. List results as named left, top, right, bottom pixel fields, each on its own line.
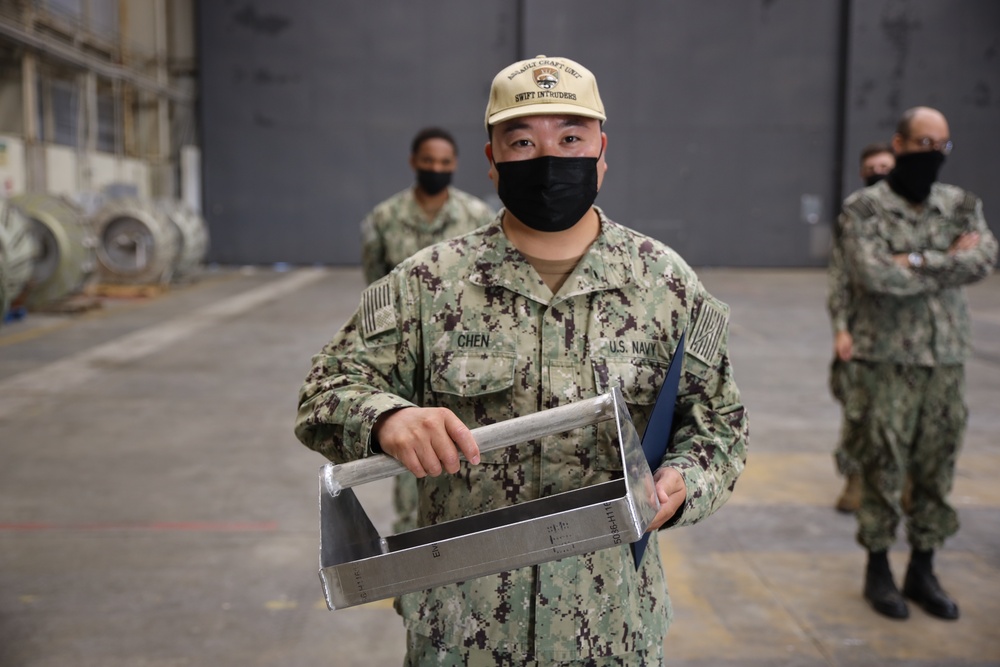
left=0, top=270, right=244, bottom=348
left=357, top=597, right=396, bottom=610
left=0, top=269, right=328, bottom=420
left=313, top=596, right=394, bottom=611
left=662, top=533, right=827, bottom=662
left=265, top=599, right=298, bottom=611
left=727, top=451, right=840, bottom=506
left=0, top=318, right=80, bottom=346
left=659, top=537, right=1000, bottom=662
left=729, top=451, right=1000, bottom=507
left=952, top=452, right=1000, bottom=505
left=19, top=595, right=39, bottom=605
left=713, top=550, right=1000, bottom=661
left=657, top=533, right=738, bottom=650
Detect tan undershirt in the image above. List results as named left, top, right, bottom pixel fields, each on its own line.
left=522, top=251, right=585, bottom=294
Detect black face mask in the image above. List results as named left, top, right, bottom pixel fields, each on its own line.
left=495, top=156, right=599, bottom=232
left=864, top=174, right=887, bottom=187
left=416, top=169, right=452, bottom=195
left=887, top=151, right=945, bottom=203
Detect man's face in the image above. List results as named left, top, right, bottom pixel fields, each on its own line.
left=892, top=110, right=951, bottom=156
left=485, top=114, right=607, bottom=189
left=410, top=138, right=457, bottom=173
left=860, top=151, right=895, bottom=181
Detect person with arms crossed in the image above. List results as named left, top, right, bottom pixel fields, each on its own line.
left=839, top=106, right=996, bottom=621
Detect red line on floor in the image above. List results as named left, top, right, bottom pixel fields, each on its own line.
left=0, top=521, right=280, bottom=532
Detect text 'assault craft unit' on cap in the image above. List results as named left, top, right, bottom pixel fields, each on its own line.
left=485, top=55, right=606, bottom=129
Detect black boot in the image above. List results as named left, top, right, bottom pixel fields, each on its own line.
left=863, top=550, right=909, bottom=619
left=903, top=549, right=960, bottom=620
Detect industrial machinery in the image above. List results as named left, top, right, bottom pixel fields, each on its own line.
left=156, top=198, right=209, bottom=280
left=90, top=197, right=180, bottom=284
left=8, top=193, right=97, bottom=308
left=0, top=197, right=38, bottom=321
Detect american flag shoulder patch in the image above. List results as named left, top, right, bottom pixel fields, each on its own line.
left=360, top=279, right=396, bottom=339
left=958, top=190, right=978, bottom=217
left=688, top=296, right=728, bottom=366
left=846, top=196, right=876, bottom=220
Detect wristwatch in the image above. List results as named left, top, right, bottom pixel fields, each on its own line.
left=907, top=252, right=925, bottom=269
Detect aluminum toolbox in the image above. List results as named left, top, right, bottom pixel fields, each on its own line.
left=317, top=387, right=658, bottom=610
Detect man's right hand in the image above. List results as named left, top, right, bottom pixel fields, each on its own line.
left=373, top=407, right=481, bottom=477
left=834, top=330, right=853, bottom=361
left=949, top=232, right=981, bottom=255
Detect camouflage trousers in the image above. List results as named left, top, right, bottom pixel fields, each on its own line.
left=847, top=362, right=966, bottom=552
left=404, top=631, right=664, bottom=666
left=393, top=474, right=419, bottom=534
left=828, top=358, right=862, bottom=477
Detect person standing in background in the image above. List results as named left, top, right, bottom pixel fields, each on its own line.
left=360, top=126, right=496, bottom=533
left=839, top=106, right=997, bottom=621
left=828, top=142, right=895, bottom=513
left=361, top=126, right=495, bottom=285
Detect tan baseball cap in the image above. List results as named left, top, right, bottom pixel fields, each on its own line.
left=485, top=55, right=606, bottom=129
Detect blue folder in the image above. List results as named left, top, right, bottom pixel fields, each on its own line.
left=631, top=332, right=685, bottom=568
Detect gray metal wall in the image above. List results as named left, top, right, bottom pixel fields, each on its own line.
left=198, top=0, right=1000, bottom=267
left=842, top=0, right=1000, bottom=207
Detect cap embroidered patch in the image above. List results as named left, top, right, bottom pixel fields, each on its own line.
left=688, top=297, right=728, bottom=366
left=361, top=280, right=396, bottom=338
left=534, top=67, right=559, bottom=89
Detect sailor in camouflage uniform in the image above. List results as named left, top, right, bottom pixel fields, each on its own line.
left=827, top=143, right=895, bottom=513
left=360, top=126, right=495, bottom=285
left=297, top=55, right=748, bottom=665
left=838, top=106, right=997, bottom=621
left=360, top=127, right=496, bottom=532
left=0, top=258, right=7, bottom=328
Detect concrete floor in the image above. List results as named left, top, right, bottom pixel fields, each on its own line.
left=1, top=266, right=998, bottom=667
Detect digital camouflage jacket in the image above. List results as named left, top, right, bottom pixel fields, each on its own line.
left=360, top=186, right=495, bottom=284
left=297, top=208, right=748, bottom=661
left=839, top=180, right=997, bottom=366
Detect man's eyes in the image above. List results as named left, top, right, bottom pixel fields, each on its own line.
left=509, top=136, right=582, bottom=147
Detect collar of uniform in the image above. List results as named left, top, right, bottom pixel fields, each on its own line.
left=467, top=207, right=633, bottom=303
left=404, top=186, right=453, bottom=230
left=880, top=180, right=946, bottom=217
left=925, top=183, right=948, bottom=214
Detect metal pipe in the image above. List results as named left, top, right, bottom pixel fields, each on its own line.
left=154, top=0, right=170, bottom=160
left=832, top=0, right=853, bottom=213
left=21, top=52, right=43, bottom=192
left=324, top=393, right=616, bottom=494
left=0, top=15, right=190, bottom=102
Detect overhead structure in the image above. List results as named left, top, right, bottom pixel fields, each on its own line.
left=0, top=198, right=39, bottom=320
left=9, top=194, right=97, bottom=308
left=156, top=199, right=210, bottom=280
left=90, top=198, right=180, bottom=284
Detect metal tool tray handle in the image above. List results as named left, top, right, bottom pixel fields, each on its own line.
left=323, top=393, right=617, bottom=495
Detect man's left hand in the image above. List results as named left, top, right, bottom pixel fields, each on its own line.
left=649, top=467, right=687, bottom=531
